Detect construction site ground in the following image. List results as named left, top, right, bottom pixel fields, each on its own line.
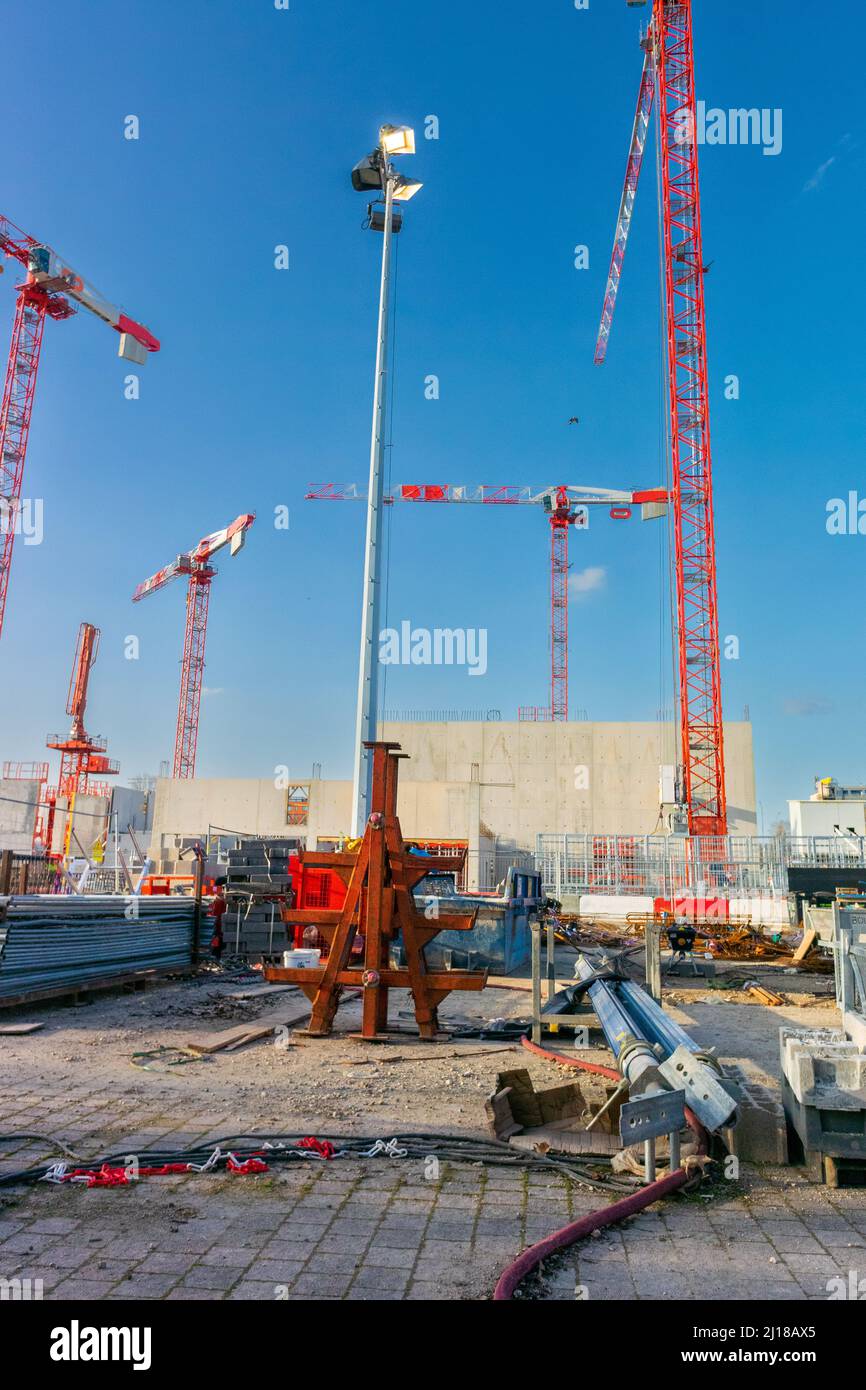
left=1, top=949, right=864, bottom=1302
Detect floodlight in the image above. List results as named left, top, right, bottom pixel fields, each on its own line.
left=379, top=124, right=416, bottom=156
left=351, top=153, right=383, bottom=192
left=392, top=175, right=423, bottom=202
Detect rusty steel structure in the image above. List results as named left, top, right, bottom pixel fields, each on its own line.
left=265, top=741, right=488, bottom=1039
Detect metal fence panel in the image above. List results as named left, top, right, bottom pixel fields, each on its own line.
left=535, top=833, right=866, bottom=900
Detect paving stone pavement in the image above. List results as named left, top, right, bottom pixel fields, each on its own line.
left=2, top=1031, right=866, bottom=1301
left=2, top=1139, right=866, bottom=1301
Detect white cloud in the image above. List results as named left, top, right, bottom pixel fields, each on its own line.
left=803, top=155, right=836, bottom=193
left=569, top=566, right=606, bottom=599
left=201, top=686, right=224, bottom=698
left=782, top=696, right=831, bottom=717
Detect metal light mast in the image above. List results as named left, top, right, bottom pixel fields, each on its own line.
left=595, top=0, right=726, bottom=836
left=132, top=514, right=255, bottom=779
left=348, top=124, right=423, bottom=836
left=0, top=214, right=159, bottom=646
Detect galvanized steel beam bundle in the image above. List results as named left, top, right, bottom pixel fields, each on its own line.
left=0, top=894, right=206, bottom=1002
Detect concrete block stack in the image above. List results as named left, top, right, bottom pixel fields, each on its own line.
left=223, top=899, right=289, bottom=958
left=223, top=837, right=298, bottom=959
left=780, top=1025, right=866, bottom=1185
left=226, top=838, right=296, bottom=892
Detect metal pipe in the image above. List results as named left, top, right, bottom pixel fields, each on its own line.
left=617, top=978, right=700, bottom=1058
left=572, top=955, right=658, bottom=1086
left=574, top=952, right=738, bottom=1132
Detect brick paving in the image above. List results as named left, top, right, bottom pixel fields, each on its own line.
left=1, top=975, right=864, bottom=1301
left=2, top=1131, right=866, bottom=1300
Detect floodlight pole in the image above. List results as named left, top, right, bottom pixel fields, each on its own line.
left=351, top=152, right=396, bottom=837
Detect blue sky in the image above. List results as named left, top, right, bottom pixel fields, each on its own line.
left=0, top=0, right=863, bottom=831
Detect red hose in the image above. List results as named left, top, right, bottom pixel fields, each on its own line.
left=521, top=1032, right=619, bottom=1081
left=493, top=1166, right=690, bottom=1300
left=491, top=1034, right=707, bottom=1300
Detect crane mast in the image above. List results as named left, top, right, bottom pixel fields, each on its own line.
left=595, top=0, right=726, bottom=837
left=133, top=514, right=255, bottom=779
left=174, top=565, right=213, bottom=779
left=655, top=0, right=725, bottom=837
left=0, top=213, right=159, bottom=648
left=47, top=621, right=118, bottom=800
left=548, top=487, right=581, bottom=722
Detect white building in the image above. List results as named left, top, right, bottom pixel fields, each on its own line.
left=789, top=778, right=866, bottom=839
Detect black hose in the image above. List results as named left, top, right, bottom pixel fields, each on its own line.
left=0, top=1131, right=635, bottom=1192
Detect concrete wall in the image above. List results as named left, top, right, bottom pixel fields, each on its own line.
left=49, top=793, right=111, bottom=856
left=147, top=720, right=757, bottom=866
left=381, top=720, right=757, bottom=839
left=0, top=778, right=38, bottom=853
left=149, top=776, right=351, bottom=864
left=110, top=785, right=154, bottom=836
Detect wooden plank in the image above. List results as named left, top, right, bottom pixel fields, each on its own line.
left=187, top=1005, right=311, bottom=1053
left=0, top=1021, right=45, bottom=1035
left=793, top=927, right=818, bottom=963
left=281, top=908, right=344, bottom=926
left=264, top=965, right=487, bottom=991
left=222, top=1026, right=281, bottom=1052
left=298, top=851, right=358, bottom=870
left=0, top=966, right=174, bottom=1011
left=186, top=1024, right=269, bottom=1053
left=226, top=984, right=299, bottom=1001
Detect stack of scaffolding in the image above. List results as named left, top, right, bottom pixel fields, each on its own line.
left=0, top=895, right=205, bottom=1005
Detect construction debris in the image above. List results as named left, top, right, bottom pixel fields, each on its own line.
left=486, top=1067, right=624, bottom=1159
left=743, top=981, right=785, bottom=1007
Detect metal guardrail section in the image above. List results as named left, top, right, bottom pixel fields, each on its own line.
left=833, top=903, right=866, bottom=1047
left=535, top=833, right=866, bottom=899
left=380, top=709, right=502, bottom=722
left=0, top=895, right=206, bottom=1002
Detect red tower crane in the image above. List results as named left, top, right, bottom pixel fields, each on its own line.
left=132, top=514, right=255, bottom=779
left=307, top=481, right=667, bottom=721
left=47, top=622, right=119, bottom=796
left=595, top=1, right=726, bottom=837
left=0, top=214, right=160, bottom=646
left=46, top=622, right=119, bottom=856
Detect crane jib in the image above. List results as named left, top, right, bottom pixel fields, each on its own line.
left=26, top=246, right=159, bottom=353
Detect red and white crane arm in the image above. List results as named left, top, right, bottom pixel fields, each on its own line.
left=594, top=46, right=655, bottom=365
left=307, top=482, right=666, bottom=512
left=1, top=213, right=159, bottom=354
left=132, top=514, right=255, bottom=602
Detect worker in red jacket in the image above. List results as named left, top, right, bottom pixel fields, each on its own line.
left=210, top=886, right=228, bottom=961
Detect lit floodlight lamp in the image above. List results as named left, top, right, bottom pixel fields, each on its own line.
left=379, top=124, right=416, bottom=156
left=351, top=152, right=383, bottom=192
left=392, top=175, right=423, bottom=202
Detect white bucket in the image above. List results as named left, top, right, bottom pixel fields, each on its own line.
left=282, top=948, right=321, bottom=968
